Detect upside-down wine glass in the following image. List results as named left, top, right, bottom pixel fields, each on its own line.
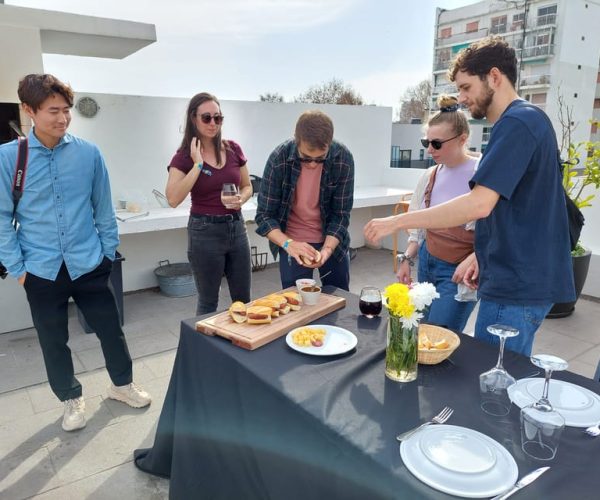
left=479, top=324, right=519, bottom=416
left=520, top=354, right=568, bottom=461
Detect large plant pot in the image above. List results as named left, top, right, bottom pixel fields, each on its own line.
left=547, top=250, right=592, bottom=318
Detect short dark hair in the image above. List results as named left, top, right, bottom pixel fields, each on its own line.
left=17, top=74, right=74, bottom=111
left=294, top=110, right=334, bottom=149
left=448, top=36, right=517, bottom=87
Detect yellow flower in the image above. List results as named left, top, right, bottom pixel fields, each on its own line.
left=383, top=283, right=415, bottom=318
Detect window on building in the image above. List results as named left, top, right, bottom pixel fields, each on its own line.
left=466, top=21, right=479, bottom=33
left=594, top=98, right=600, bottom=109
left=390, top=147, right=412, bottom=168
left=537, top=5, right=557, bottom=25
left=591, top=122, right=598, bottom=135
left=482, top=126, right=492, bottom=143
left=419, top=149, right=425, bottom=160
left=440, top=27, right=452, bottom=39
left=490, top=15, right=507, bottom=34
left=511, top=12, right=525, bottom=30
left=481, top=144, right=487, bottom=154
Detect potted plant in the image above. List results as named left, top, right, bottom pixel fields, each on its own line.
left=547, top=118, right=600, bottom=318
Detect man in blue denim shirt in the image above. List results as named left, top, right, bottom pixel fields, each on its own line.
left=255, top=110, right=354, bottom=290
left=0, top=74, right=151, bottom=431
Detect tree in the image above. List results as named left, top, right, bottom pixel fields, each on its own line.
left=259, top=92, right=284, bottom=103
left=294, top=78, right=363, bottom=105
left=397, top=79, right=432, bottom=123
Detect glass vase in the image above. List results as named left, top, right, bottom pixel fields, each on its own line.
left=385, top=314, right=418, bottom=382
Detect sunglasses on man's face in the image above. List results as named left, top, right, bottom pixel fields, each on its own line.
left=420, top=134, right=460, bottom=150
left=298, top=155, right=327, bottom=164
left=198, top=113, right=224, bottom=125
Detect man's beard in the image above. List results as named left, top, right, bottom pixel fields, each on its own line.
left=470, top=83, right=494, bottom=120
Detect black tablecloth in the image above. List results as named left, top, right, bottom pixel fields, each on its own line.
left=135, top=288, right=600, bottom=499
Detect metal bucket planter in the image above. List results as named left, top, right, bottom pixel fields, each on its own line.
left=154, top=260, right=197, bottom=297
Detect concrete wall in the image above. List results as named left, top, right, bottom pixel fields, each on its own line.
left=68, top=94, right=392, bottom=203
left=0, top=25, right=43, bottom=103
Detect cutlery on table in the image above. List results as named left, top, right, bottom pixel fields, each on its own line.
left=490, top=466, right=550, bottom=500
left=116, top=211, right=150, bottom=222
left=584, top=422, right=600, bottom=437
left=396, top=406, right=453, bottom=442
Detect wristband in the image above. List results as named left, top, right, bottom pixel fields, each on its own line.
left=282, top=239, right=293, bottom=252
left=397, top=253, right=415, bottom=267
left=195, top=162, right=203, bottom=169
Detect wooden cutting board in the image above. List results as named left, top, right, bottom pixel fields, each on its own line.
left=195, top=288, right=346, bottom=350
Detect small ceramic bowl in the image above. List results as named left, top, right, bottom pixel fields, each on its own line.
left=299, top=285, right=321, bottom=306
left=296, top=278, right=316, bottom=292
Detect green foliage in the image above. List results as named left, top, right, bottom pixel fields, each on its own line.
left=571, top=242, right=587, bottom=257
left=562, top=119, right=600, bottom=210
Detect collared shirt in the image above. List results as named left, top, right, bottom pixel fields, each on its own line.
left=255, top=139, right=354, bottom=260
left=0, top=129, right=118, bottom=280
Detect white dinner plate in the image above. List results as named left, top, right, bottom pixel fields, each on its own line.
left=508, top=378, right=600, bottom=427
left=285, top=325, right=357, bottom=356
left=400, top=425, right=518, bottom=498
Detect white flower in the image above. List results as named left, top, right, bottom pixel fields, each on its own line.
left=401, top=311, right=423, bottom=329
left=409, top=282, right=439, bottom=311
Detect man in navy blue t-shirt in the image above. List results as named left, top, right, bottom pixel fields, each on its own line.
left=365, top=37, right=575, bottom=355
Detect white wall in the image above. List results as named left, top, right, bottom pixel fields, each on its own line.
left=0, top=25, right=43, bottom=102
left=68, top=94, right=392, bottom=203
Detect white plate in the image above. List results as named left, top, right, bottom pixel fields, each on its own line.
left=400, top=425, right=518, bottom=498
left=508, top=378, right=600, bottom=427
left=285, top=325, right=357, bottom=356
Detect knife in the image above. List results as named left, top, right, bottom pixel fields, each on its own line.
left=491, top=467, right=550, bottom=500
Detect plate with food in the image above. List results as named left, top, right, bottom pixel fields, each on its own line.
left=286, top=324, right=357, bottom=356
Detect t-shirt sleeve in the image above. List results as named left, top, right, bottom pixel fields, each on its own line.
left=168, top=149, right=193, bottom=174
left=227, top=140, right=247, bottom=167
left=470, top=117, right=536, bottom=200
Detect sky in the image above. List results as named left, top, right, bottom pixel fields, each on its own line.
left=7, top=0, right=476, bottom=113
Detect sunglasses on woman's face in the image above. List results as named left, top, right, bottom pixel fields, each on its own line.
left=420, top=134, right=460, bottom=150
left=198, top=113, right=224, bottom=125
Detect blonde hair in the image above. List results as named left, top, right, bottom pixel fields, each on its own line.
left=427, top=94, right=470, bottom=137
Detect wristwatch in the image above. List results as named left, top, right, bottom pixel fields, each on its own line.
left=397, top=253, right=415, bottom=267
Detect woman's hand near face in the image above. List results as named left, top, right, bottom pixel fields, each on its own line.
left=190, top=137, right=204, bottom=165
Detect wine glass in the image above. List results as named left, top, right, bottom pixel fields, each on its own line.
left=359, top=287, right=382, bottom=318
left=479, top=324, right=519, bottom=416
left=221, top=183, right=239, bottom=209
left=520, top=354, right=568, bottom=461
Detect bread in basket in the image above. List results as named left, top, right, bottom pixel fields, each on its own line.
left=418, top=324, right=460, bottom=365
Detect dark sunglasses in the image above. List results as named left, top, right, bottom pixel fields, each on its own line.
left=198, top=113, right=224, bottom=125
left=420, top=134, right=460, bottom=150
left=298, top=156, right=327, bottom=164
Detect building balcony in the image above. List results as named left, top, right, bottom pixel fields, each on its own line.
left=519, top=74, right=551, bottom=88
left=432, top=83, right=457, bottom=95
left=433, top=59, right=451, bottom=72
left=435, top=27, right=489, bottom=47
left=519, top=44, right=554, bottom=60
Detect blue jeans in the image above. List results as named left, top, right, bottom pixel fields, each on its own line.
left=188, top=216, right=252, bottom=315
left=418, top=244, right=476, bottom=333
left=278, top=243, right=350, bottom=291
left=474, top=300, right=552, bottom=356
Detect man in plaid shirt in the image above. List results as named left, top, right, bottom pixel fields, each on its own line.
left=255, top=110, right=354, bottom=290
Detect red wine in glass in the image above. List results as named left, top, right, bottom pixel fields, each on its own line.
left=359, top=287, right=382, bottom=318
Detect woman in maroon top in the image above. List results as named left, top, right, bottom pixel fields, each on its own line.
left=166, top=92, right=252, bottom=314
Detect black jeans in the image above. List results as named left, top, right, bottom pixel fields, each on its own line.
left=187, top=215, right=252, bottom=315
left=24, top=258, right=132, bottom=401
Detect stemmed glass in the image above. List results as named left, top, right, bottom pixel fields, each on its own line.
left=221, top=183, right=239, bottom=209
left=520, top=354, right=568, bottom=461
left=479, top=324, right=519, bottom=416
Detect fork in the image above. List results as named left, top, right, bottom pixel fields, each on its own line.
left=584, top=422, right=600, bottom=437
left=396, top=406, right=454, bottom=442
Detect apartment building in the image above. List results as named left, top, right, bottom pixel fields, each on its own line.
left=431, top=0, right=600, bottom=147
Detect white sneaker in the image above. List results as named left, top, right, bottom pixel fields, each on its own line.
left=62, top=396, right=86, bottom=431
left=107, top=382, right=152, bottom=408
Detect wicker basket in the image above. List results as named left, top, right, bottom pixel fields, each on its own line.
left=418, top=324, right=461, bottom=365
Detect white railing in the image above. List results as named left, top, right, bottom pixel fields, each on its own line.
left=520, top=44, right=554, bottom=58
left=520, top=74, right=551, bottom=87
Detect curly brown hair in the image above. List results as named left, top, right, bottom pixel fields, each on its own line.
left=448, top=36, right=517, bottom=87
left=17, top=74, right=74, bottom=111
